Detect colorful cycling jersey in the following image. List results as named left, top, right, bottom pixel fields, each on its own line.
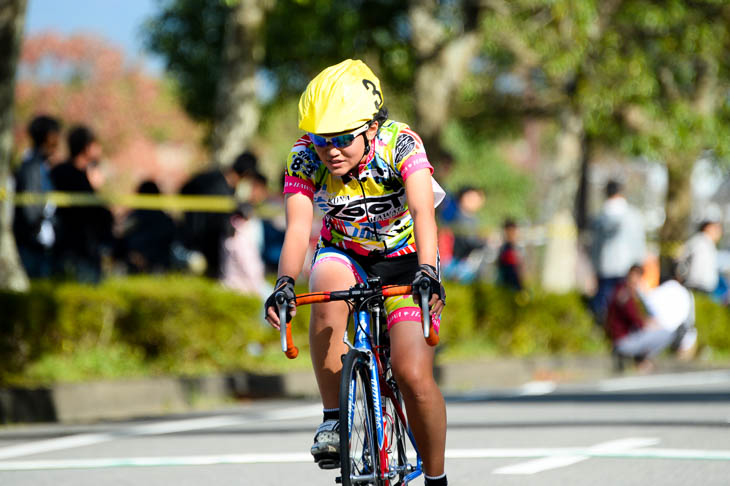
left=284, top=120, right=433, bottom=258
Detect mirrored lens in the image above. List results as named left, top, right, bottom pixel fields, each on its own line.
left=308, top=133, right=357, bottom=148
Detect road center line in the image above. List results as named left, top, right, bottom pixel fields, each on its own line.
left=493, top=437, right=659, bottom=475
left=0, top=405, right=321, bottom=461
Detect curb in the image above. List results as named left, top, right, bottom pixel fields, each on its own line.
left=0, top=357, right=723, bottom=424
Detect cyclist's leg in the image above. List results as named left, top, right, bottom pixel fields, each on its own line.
left=308, top=248, right=366, bottom=408
left=388, top=317, right=446, bottom=477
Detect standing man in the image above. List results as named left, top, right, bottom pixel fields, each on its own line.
left=13, top=115, right=61, bottom=278
left=589, top=180, right=646, bottom=324
left=179, top=151, right=258, bottom=278
left=678, top=219, right=723, bottom=294
left=51, top=125, right=113, bottom=283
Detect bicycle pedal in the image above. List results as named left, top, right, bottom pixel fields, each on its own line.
left=335, top=476, right=343, bottom=484
left=317, top=457, right=340, bottom=470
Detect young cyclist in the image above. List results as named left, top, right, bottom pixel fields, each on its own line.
left=264, top=59, right=448, bottom=486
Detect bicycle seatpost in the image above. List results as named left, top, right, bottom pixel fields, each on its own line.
left=276, top=292, right=299, bottom=359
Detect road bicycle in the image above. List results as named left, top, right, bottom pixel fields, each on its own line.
left=276, top=278, right=438, bottom=485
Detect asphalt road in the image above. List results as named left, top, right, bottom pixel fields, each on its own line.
left=1, top=370, right=729, bottom=485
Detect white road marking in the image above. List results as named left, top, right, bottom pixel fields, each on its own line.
left=493, top=437, right=659, bottom=475
left=518, top=381, right=556, bottom=396
left=598, top=370, right=730, bottom=392
left=3, top=443, right=730, bottom=471
left=0, top=405, right=321, bottom=461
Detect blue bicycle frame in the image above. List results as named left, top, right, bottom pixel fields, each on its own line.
left=346, top=307, right=423, bottom=484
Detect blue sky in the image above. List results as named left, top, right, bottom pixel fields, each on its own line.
left=25, top=0, right=163, bottom=71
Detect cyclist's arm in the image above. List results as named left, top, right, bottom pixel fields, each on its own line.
left=278, top=192, right=314, bottom=279
left=404, top=168, right=438, bottom=269
left=265, top=192, right=313, bottom=327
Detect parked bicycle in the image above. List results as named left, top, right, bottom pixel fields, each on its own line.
left=276, top=277, right=438, bottom=485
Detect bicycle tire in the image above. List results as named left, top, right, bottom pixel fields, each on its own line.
left=339, top=349, right=383, bottom=486
left=382, top=383, right=409, bottom=485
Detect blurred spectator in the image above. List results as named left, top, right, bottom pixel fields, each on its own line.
left=248, top=171, right=286, bottom=273
left=677, top=219, right=723, bottom=294
left=606, top=265, right=674, bottom=372
left=435, top=152, right=459, bottom=225
left=221, top=203, right=272, bottom=299
left=443, top=186, right=488, bottom=282
left=13, top=115, right=61, bottom=278
left=179, top=151, right=257, bottom=278
left=119, top=180, right=176, bottom=274
left=51, top=125, right=114, bottom=283
left=497, top=219, right=523, bottom=291
left=589, top=180, right=646, bottom=323
left=643, top=279, right=697, bottom=361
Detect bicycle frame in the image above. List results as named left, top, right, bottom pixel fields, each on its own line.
left=349, top=305, right=423, bottom=484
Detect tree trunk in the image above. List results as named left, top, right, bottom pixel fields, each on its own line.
left=659, top=157, right=694, bottom=279
left=409, top=0, right=483, bottom=161
left=0, top=0, right=29, bottom=292
left=574, top=133, right=592, bottom=233
left=543, top=108, right=584, bottom=221
left=210, top=0, right=272, bottom=168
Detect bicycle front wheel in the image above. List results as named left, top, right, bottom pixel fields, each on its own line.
left=339, top=349, right=383, bottom=486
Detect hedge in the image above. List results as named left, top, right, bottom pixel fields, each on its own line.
left=1, top=276, right=729, bottom=385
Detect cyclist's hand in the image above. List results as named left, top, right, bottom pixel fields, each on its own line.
left=264, top=276, right=297, bottom=330
left=412, top=264, right=446, bottom=317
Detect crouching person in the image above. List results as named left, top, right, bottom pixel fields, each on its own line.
left=606, top=264, right=674, bottom=372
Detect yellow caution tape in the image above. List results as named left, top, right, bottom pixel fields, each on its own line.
left=10, top=191, right=238, bottom=213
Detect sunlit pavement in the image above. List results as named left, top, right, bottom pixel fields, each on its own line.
left=1, top=370, right=729, bottom=485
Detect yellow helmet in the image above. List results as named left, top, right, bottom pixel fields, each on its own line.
left=298, top=59, right=384, bottom=134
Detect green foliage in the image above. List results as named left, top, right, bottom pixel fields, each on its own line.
left=0, top=276, right=310, bottom=385
left=441, top=121, right=534, bottom=225
left=694, top=293, right=730, bottom=359
left=4, top=277, right=729, bottom=384
left=143, top=0, right=230, bottom=123
left=441, top=284, right=606, bottom=357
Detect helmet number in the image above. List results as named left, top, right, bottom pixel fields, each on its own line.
left=362, top=79, right=383, bottom=110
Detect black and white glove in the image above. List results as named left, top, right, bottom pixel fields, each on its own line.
left=264, top=276, right=296, bottom=324
left=412, top=264, right=446, bottom=307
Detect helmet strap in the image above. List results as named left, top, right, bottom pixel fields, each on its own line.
left=362, top=133, right=370, bottom=158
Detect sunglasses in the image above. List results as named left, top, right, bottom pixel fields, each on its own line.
left=308, top=123, right=370, bottom=149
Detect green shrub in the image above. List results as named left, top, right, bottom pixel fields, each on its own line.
left=694, top=293, right=730, bottom=358
left=441, top=284, right=605, bottom=357
left=2, top=276, right=728, bottom=385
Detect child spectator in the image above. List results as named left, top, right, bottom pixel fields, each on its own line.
left=497, top=219, right=523, bottom=291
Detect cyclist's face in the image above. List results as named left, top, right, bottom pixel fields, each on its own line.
left=313, top=123, right=378, bottom=176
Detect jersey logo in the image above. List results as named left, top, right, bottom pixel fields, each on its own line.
left=395, top=134, right=416, bottom=165
left=325, top=188, right=406, bottom=222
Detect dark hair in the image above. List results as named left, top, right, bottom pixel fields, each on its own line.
left=232, top=151, right=258, bottom=176
left=456, top=185, right=482, bottom=201
left=252, top=171, right=267, bottom=185
left=68, top=125, right=96, bottom=158
left=372, top=107, right=389, bottom=128
left=605, top=179, right=622, bottom=198
left=27, top=115, right=60, bottom=148
left=503, top=218, right=517, bottom=229
left=628, top=264, right=644, bottom=276
left=137, top=180, right=161, bottom=195
left=699, top=220, right=719, bottom=232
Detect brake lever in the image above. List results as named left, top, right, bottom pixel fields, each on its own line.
left=276, top=292, right=298, bottom=359
left=418, top=280, right=439, bottom=346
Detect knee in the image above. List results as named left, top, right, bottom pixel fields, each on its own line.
left=392, top=361, right=435, bottom=401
